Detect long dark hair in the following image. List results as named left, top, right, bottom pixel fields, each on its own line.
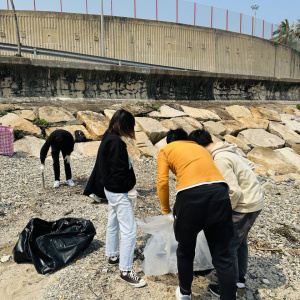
left=108, top=109, right=135, bottom=139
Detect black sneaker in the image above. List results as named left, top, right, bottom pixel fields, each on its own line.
left=120, top=270, right=146, bottom=288
left=237, top=277, right=246, bottom=289
left=108, top=256, right=119, bottom=266
left=209, top=284, right=220, bottom=298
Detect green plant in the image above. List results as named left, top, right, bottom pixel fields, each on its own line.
left=296, top=104, right=300, bottom=110
left=0, top=110, right=8, bottom=117
left=33, top=118, right=50, bottom=129
left=136, top=101, right=145, bottom=106
left=1, top=101, right=6, bottom=104
left=5, top=108, right=14, bottom=112
left=149, top=103, right=160, bottom=111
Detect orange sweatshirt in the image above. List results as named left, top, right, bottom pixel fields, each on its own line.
left=157, top=140, right=226, bottom=214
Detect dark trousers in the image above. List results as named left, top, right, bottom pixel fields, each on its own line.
left=229, top=210, right=261, bottom=283
left=174, top=183, right=236, bottom=300
left=51, top=149, right=71, bottom=181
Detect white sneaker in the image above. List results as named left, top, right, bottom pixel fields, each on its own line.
left=176, top=286, right=191, bottom=300
left=66, top=179, right=75, bottom=187
left=53, top=181, right=60, bottom=188
left=89, top=193, right=101, bottom=203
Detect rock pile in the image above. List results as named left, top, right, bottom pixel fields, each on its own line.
left=1, top=102, right=300, bottom=181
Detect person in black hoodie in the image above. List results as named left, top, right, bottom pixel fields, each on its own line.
left=40, top=129, right=75, bottom=188
left=97, top=109, right=146, bottom=288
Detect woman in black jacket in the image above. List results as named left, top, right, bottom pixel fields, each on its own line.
left=99, top=109, right=146, bottom=288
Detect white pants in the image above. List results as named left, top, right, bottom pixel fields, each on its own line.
left=104, top=188, right=137, bottom=271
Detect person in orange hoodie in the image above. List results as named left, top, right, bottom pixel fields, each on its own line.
left=157, top=128, right=236, bottom=300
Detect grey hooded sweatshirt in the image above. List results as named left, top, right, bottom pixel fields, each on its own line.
left=211, top=141, right=264, bottom=213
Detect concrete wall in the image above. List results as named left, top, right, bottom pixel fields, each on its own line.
left=0, top=56, right=299, bottom=100
left=0, top=10, right=300, bottom=79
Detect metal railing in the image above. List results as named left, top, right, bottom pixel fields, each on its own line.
left=0, top=42, right=196, bottom=71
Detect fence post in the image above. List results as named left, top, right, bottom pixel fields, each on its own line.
left=226, top=9, right=228, bottom=31
left=86, top=0, right=88, bottom=14
left=34, top=0, right=36, bottom=11
left=271, top=23, right=273, bottom=40
left=240, top=13, right=242, bottom=33
left=279, top=27, right=281, bottom=43
left=285, top=30, right=288, bottom=45
left=194, top=2, right=196, bottom=26
left=291, top=32, right=293, bottom=48
left=156, top=0, right=158, bottom=21
left=176, top=0, right=178, bottom=23
left=262, top=20, right=264, bottom=38
left=111, top=0, right=113, bottom=16
left=60, top=0, right=62, bottom=12
left=7, top=0, right=9, bottom=10
left=134, top=0, right=136, bottom=18
left=211, top=6, right=213, bottom=28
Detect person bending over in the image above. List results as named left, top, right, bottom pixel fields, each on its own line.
left=157, top=128, right=236, bottom=300
left=40, top=129, right=75, bottom=188
left=189, top=129, right=264, bottom=297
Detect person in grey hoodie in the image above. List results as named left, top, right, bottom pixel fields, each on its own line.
left=189, top=129, right=264, bottom=297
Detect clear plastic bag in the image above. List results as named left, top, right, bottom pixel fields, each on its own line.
left=137, top=214, right=213, bottom=276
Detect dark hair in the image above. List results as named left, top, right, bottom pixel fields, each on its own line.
left=108, top=109, right=135, bottom=139
left=189, top=129, right=213, bottom=147
left=166, top=128, right=188, bottom=144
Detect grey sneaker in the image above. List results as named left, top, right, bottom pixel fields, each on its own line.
left=120, top=270, right=146, bottom=288
left=176, top=286, right=191, bottom=300
left=53, top=180, right=60, bottom=188
left=237, top=277, right=246, bottom=289
left=108, top=256, right=119, bottom=266
left=66, top=179, right=75, bottom=187
left=89, top=193, right=102, bottom=203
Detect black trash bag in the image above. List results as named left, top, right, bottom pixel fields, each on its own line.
left=13, top=218, right=96, bottom=274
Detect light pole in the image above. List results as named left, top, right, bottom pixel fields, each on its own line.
left=251, top=5, right=259, bottom=36
left=101, top=0, right=105, bottom=57
left=10, top=0, right=21, bottom=56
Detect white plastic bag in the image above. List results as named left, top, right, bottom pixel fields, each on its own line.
left=137, top=214, right=213, bottom=276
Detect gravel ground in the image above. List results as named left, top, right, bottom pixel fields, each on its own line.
left=0, top=154, right=299, bottom=300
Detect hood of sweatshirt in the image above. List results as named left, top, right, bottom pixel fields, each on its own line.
left=211, top=141, right=239, bottom=159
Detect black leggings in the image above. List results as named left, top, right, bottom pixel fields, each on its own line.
left=174, top=183, right=236, bottom=300
left=51, top=150, right=71, bottom=181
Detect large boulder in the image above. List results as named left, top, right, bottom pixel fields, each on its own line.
left=134, top=131, right=159, bottom=157
left=203, top=121, right=227, bottom=138
left=135, top=117, right=169, bottom=144
left=274, top=148, right=300, bottom=172
left=235, top=117, right=269, bottom=130
left=0, top=103, right=14, bottom=111
left=225, top=105, right=252, bottom=119
left=268, top=121, right=300, bottom=147
left=14, top=136, right=46, bottom=158
left=160, top=117, right=203, bottom=134
left=148, top=105, right=187, bottom=118
left=218, top=120, right=247, bottom=136
left=292, top=144, right=300, bottom=155
left=14, top=110, right=36, bottom=121
left=256, top=107, right=282, bottom=122
left=38, top=106, right=75, bottom=123
left=224, top=135, right=251, bottom=153
left=0, top=113, right=41, bottom=136
left=247, top=147, right=297, bottom=175
left=284, top=120, right=300, bottom=134
left=73, top=141, right=101, bottom=158
left=46, top=125, right=92, bottom=140
left=237, top=129, right=285, bottom=149
left=181, top=106, right=221, bottom=121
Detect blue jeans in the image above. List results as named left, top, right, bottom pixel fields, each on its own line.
left=104, top=188, right=137, bottom=272
left=229, top=210, right=261, bottom=283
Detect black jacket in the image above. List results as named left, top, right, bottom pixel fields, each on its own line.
left=40, top=129, right=74, bottom=164
left=99, top=131, right=136, bottom=193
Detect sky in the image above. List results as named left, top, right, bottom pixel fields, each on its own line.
left=1, top=0, right=299, bottom=27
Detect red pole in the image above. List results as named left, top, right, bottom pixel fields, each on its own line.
left=156, top=0, right=158, bottom=21
left=240, top=13, right=242, bottom=33
left=226, top=9, right=228, bottom=31
left=262, top=20, right=264, bottom=38
left=291, top=32, right=293, bottom=47
left=252, top=16, right=254, bottom=36
left=176, top=0, right=178, bottom=23
left=134, top=0, right=136, bottom=18
left=34, top=0, right=36, bottom=11
left=194, top=2, right=196, bottom=26
left=211, top=6, right=213, bottom=28
left=7, top=0, right=9, bottom=10
left=60, top=0, right=62, bottom=12
left=111, top=0, right=113, bottom=16
left=271, top=23, right=273, bottom=40
left=285, top=30, right=288, bottom=45
left=279, top=27, right=281, bottom=43
left=86, top=0, right=88, bottom=14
